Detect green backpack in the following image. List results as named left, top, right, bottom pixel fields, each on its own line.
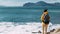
left=44, top=14, right=50, bottom=24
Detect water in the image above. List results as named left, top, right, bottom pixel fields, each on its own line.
left=0, top=8, right=60, bottom=24
left=0, top=7, right=60, bottom=34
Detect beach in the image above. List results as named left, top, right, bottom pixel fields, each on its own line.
left=0, top=22, right=59, bottom=34
left=0, top=7, right=60, bottom=34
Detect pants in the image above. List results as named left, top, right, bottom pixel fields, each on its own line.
left=42, top=22, right=48, bottom=34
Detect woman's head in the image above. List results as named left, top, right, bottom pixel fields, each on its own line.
left=43, top=9, right=48, bottom=14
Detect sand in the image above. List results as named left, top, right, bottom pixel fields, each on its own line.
left=50, top=28, right=60, bottom=34
left=32, top=28, right=60, bottom=34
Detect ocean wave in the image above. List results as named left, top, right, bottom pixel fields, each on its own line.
left=0, top=22, right=59, bottom=34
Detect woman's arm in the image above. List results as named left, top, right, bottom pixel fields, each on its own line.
left=41, top=14, right=44, bottom=21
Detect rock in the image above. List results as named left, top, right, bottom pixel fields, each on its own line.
left=38, top=30, right=41, bottom=33
left=47, top=32, right=50, bottom=34
left=32, top=30, right=41, bottom=33
left=50, top=29, right=55, bottom=32
left=54, top=28, right=60, bottom=33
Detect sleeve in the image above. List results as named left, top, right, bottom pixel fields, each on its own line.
left=40, top=14, right=44, bottom=21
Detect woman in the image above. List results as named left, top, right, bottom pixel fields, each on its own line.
left=41, top=9, right=50, bottom=34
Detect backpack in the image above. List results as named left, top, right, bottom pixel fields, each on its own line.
left=44, top=14, right=50, bottom=24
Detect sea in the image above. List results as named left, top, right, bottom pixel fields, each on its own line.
left=0, top=7, right=60, bottom=34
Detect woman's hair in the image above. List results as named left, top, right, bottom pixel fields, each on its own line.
left=44, top=9, right=48, bottom=12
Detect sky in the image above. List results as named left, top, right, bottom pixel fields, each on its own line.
left=0, top=0, right=60, bottom=7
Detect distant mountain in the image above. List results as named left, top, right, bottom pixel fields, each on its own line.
left=23, top=2, right=35, bottom=7
left=23, top=1, right=60, bottom=8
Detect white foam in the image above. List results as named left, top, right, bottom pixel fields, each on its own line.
left=0, top=22, right=59, bottom=34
